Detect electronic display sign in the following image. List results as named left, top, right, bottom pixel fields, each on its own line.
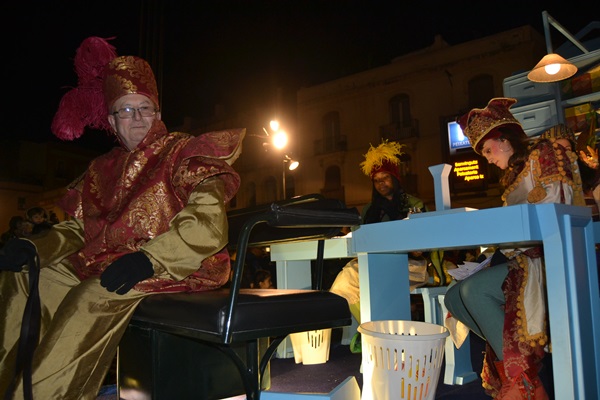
left=448, top=121, right=472, bottom=155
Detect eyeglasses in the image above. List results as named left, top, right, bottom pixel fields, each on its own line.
left=112, top=106, right=158, bottom=119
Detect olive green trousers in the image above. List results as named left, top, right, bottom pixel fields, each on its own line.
left=0, top=262, right=148, bottom=400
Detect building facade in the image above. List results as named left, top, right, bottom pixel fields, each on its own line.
left=230, top=25, right=546, bottom=212
left=0, top=140, right=104, bottom=233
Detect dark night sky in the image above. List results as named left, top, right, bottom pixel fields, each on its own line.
left=1, top=1, right=593, bottom=151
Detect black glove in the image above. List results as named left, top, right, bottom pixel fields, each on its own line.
left=0, top=238, right=37, bottom=272
left=100, top=251, right=154, bottom=295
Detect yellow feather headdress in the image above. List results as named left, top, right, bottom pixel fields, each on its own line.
left=360, top=140, right=405, bottom=179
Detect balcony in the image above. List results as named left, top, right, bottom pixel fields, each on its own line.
left=379, top=119, right=419, bottom=141
left=313, top=135, right=348, bottom=155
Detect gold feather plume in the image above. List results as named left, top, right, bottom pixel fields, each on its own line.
left=360, top=140, right=405, bottom=176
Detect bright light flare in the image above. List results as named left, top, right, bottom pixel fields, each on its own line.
left=288, top=160, right=299, bottom=170
left=272, top=130, right=288, bottom=149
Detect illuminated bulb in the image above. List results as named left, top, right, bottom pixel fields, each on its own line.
left=272, top=130, right=288, bottom=149
left=288, top=160, right=299, bottom=170
left=527, top=53, right=577, bottom=83
left=269, top=120, right=280, bottom=131
left=544, top=63, right=561, bottom=75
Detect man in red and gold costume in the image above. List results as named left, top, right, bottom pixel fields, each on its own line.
left=0, top=37, right=244, bottom=399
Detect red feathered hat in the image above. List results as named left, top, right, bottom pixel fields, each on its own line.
left=51, top=37, right=160, bottom=141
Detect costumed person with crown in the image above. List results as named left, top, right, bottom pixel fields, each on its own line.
left=0, top=37, right=244, bottom=400
left=330, top=140, right=432, bottom=352
left=444, top=98, right=585, bottom=399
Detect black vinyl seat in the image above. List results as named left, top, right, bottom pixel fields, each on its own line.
left=118, top=194, right=361, bottom=400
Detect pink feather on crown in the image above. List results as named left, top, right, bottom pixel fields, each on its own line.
left=51, top=37, right=117, bottom=140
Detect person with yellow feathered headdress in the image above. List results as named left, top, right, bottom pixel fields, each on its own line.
left=359, top=140, right=425, bottom=223
left=330, top=140, right=430, bottom=353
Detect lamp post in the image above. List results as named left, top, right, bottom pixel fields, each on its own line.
left=262, top=120, right=300, bottom=200
left=282, top=155, right=299, bottom=200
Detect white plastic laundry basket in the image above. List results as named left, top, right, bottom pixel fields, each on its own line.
left=358, top=320, right=449, bottom=400
left=289, top=328, right=332, bottom=365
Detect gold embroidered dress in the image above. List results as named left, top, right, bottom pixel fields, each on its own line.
left=481, top=137, right=584, bottom=396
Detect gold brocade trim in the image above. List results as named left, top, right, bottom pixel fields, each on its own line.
left=460, top=98, right=523, bottom=154
left=119, top=152, right=148, bottom=193
left=114, top=76, right=137, bottom=96
left=502, top=144, right=584, bottom=206
left=527, top=185, right=546, bottom=203
left=513, top=254, right=548, bottom=348
left=104, top=56, right=160, bottom=107
left=125, top=182, right=176, bottom=238
left=87, top=151, right=148, bottom=209
left=502, top=156, right=531, bottom=203
left=105, top=226, right=132, bottom=256
left=481, top=376, right=495, bottom=394
left=175, top=159, right=206, bottom=187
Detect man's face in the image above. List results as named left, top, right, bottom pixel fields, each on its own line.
left=108, top=94, right=161, bottom=151
left=372, top=172, right=395, bottom=198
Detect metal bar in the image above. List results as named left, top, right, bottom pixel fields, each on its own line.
left=543, top=10, right=589, bottom=54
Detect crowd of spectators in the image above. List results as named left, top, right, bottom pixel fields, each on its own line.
left=0, top=207, right=56, bottom=249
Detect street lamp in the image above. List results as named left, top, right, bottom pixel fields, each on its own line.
left=282, top=155, right=299, bottom=199
left=260, top=120, right=300, bottom=199
left=285, top=155, right=299, bottom=171
left=527, top=11, right=586, bottom=83
left=261, top=120, right=289, bottom=149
